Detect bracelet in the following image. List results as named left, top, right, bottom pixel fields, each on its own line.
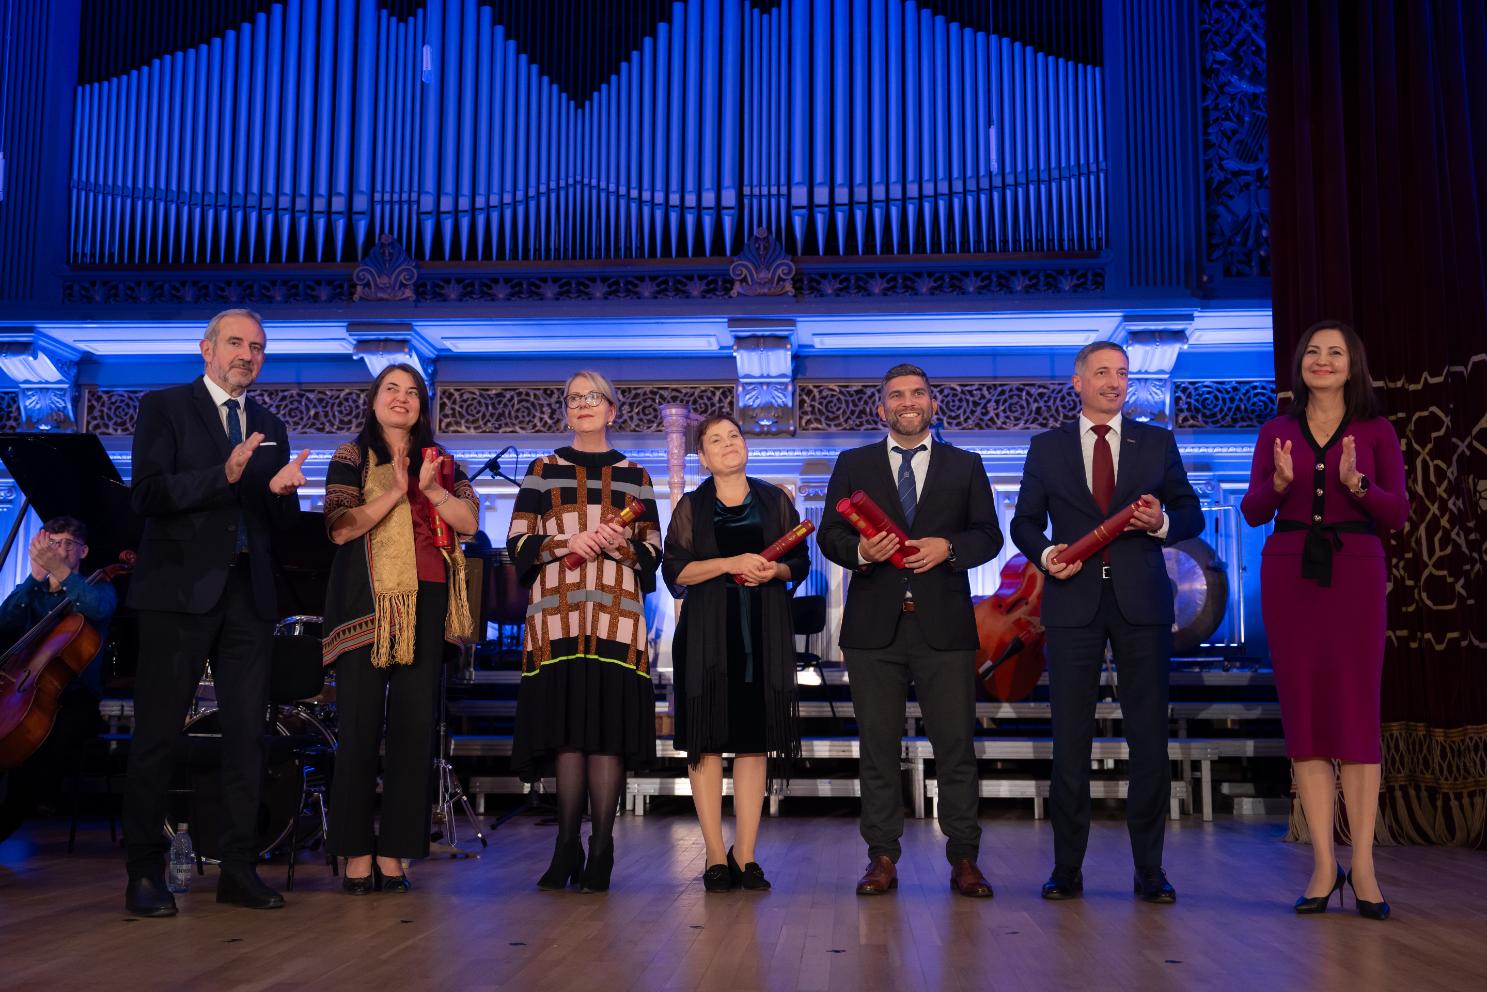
left=432, top=489, right=452, bottom=508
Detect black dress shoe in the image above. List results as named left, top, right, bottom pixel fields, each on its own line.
left=124, top=875, right=178, bottom=917
left=1041, top=866, right=1084, bottom=900
left=216, top=864, right=286, bottom=909
left=1346, top=871, right=1391, bottom=921
left=703, top=863, right=736, bottom=892
left=728, top=847, right=771, bottom=891
left=1294, top=866, right=1345, bottom=914
left=1133, top=866, right=1176, bottom=904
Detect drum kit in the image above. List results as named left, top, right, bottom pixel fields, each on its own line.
left=177, top=598, right=494, bottom=877
left=173, top=529, right=523, bottom=874
left=174, top=616, right=337, bottom=881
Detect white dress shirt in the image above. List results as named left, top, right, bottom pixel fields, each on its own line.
left=1040, top=412, right=1168, bottom=569
left=202, top=374, right=248, bottom=441
left=855, top=434, right=934, bottom=566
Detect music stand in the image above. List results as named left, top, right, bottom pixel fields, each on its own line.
left=0, top=432, right=139, bottom=574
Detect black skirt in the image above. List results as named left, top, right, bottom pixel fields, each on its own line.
left=511, top=659, right=657, bottom=780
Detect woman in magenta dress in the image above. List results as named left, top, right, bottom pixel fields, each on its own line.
left=1241, top=320, right=1408, bottom=920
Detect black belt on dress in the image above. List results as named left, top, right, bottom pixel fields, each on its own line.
left=1274, top=519, right=1374, bottom=588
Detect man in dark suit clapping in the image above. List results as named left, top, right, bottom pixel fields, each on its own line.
left=819, top=365, right=1003, bottom=898
left=122, top=309, right=311, bottom=917
left=1011, top=342, right=1203, bottom=904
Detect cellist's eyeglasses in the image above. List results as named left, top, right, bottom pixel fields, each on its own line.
left=44, top=535, right=82, bottom=552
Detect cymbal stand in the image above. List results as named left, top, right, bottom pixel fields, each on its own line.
left=429, top=661, right=487, bottom=856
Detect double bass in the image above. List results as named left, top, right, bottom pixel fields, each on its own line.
left=0, top=554, right=133, bottom=769
left=972, top=554, right=1046, bottom=703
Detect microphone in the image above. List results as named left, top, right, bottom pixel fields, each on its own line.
left=470, top=445, right=519, bottom=485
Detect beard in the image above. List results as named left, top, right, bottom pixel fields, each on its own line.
left=886, top=408, right=928, bottom=435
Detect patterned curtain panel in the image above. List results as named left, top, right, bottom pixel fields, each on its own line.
left=1268, top=1, right=1487, bottom=847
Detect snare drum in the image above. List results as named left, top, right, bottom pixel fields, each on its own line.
left=273, top=615, right=332, bottom=705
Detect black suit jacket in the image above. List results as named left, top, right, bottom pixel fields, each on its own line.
left=126, top=377, right=298, bottom=621
left=1010, top=418, right=1203, bottom=628
left=819, top=439, right=1003, bottom=651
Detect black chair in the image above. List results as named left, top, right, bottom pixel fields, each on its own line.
left=790, top=594, right=843, bottom=732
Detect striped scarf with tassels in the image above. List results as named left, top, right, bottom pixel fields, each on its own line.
left=362, top=449, right=472, bottom=667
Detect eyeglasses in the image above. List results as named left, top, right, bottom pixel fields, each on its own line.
left=44, top=535, right=83, bottom=552
left=565, top=390, right=608, bottom=409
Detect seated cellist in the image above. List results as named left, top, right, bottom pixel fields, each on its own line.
left=0, top=516, right=118, bottom=836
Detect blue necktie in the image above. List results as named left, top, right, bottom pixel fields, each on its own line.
left=892, top=444, right=925, bottom=526
left=224, top=398, right=248, bottom=553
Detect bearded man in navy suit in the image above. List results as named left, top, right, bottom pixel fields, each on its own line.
left=1011, top=341, right=1203, bottom=904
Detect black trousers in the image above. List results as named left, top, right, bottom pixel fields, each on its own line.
left=845, top=610, right=980, bottom=864
left=123, top=563, right=272, bottom=875
left=1044, top=578, right=1172, bottom=871
left=327, top=580, right=447, bottom=860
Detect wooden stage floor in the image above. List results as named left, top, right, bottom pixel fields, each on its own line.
left=2, top=810, right=1483, bottom=991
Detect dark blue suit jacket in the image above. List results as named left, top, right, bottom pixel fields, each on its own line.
left=1010, top=418, right=1203, bottom=628
left=819, top=439, right=1003, bottom=651
left=126, top=377, right=299, bottom=621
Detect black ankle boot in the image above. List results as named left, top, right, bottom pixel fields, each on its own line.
left=580, top=838, right=614, bottom=893
left=537, top=836, right=584, bottom=890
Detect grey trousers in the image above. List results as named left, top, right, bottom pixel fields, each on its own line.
left=845, top=611, right=980, bottom=864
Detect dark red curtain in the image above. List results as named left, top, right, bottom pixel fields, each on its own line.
left=1268, top=0, right=1487, bottom=846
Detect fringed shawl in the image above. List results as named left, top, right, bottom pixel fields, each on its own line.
left=662, top=476, right=808, bottom=773
left=322, top=442, right=477, bottom=666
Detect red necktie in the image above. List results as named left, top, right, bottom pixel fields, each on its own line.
left=1091, top=424, right=1114, bottom=513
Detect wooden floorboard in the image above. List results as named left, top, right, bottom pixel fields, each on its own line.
left=2, top=810, right=1484, bottom=991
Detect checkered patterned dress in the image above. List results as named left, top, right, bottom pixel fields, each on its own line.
left=506, top=446, right=660, bottom=775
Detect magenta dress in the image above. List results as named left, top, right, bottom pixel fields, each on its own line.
left=1240, top=415, right=1409, bottom=763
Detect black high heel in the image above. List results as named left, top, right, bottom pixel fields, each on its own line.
left=1346, top=870, right=1391, bottom=921
left=537, top=836, right=584, bottom=890
left=375, top=859, right=412, bottom=893
left=579, top=838, right=614, bottom=893
left=1294, top=866, right=1345, bottom=914
left=342, top=859, right=375, bottom=896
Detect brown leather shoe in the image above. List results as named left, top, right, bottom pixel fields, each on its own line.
left=855, top=855, right=898, bottom=895
left=949, top=858, right=994, bottom=898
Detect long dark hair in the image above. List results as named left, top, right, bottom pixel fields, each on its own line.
left=354, top=363, right=438, bottom=466
left=1285, top=319, right=1382, bottom=421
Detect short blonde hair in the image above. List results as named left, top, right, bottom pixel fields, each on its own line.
left=563, top=369, right=620, bottom=413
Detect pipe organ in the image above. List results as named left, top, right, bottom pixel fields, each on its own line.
left=70, top=0, right=1105, bottom=266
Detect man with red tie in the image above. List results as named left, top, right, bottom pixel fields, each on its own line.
left=1010, top=342, right=1203, bottom=904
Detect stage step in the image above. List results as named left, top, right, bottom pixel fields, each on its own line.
left=924, top=776, right=1192, bottom=821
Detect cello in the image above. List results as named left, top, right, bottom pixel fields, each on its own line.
left=972, top=554, right=1047, bottom=703
left=0, top=553, right=134, bottom=769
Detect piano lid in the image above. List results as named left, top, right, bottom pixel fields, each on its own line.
left=0, top=432, right=139, bottom=571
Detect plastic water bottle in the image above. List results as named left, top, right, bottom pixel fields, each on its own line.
left=168, top=824, right=194, bottom=893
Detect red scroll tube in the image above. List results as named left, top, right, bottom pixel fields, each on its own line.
left=421, top=447, right=456, bottom=550
left=732, top=520, right=816, bottom=584
left=834, top=490, right=912, bottom=569
left=563, top=495, right=647, bottom=570
left=1049, top=498, right=1148, bottom=568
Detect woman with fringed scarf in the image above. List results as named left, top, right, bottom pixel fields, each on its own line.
left=321, top=364, right=478, bottom=894
left=663, top=414, right=808, bottom=892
